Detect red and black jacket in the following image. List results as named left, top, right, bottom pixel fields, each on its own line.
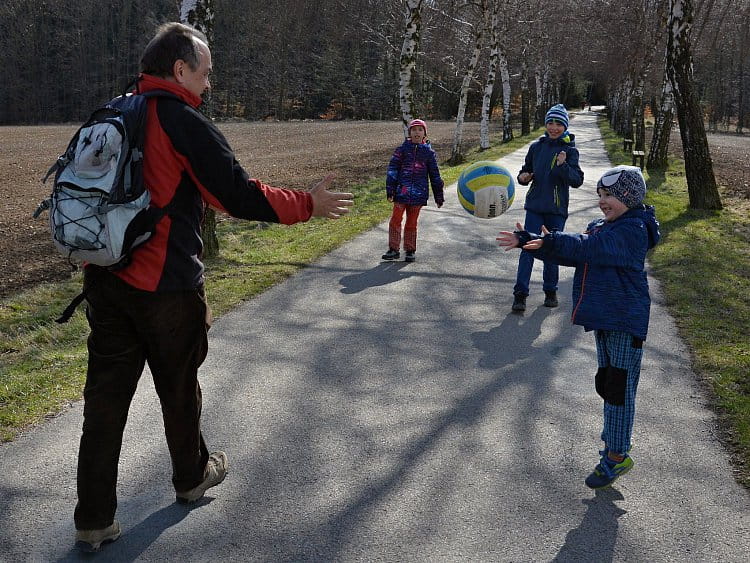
left=114, top=74, right=313, bottom=292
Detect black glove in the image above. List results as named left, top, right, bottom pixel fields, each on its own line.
left=513, top=229, right=543, bottom=246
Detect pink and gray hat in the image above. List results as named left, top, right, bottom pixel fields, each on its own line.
left=408, top=119, right=427, bottom=133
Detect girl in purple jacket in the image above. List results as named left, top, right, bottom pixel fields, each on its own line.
left=382, top=119, right=444, bottom=263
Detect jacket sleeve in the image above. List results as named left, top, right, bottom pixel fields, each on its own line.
left=386, top=146, right=403, bottom=198
left=161, top=101, right=312, bottom=224
left=427, top=148, right=445, bottom=203
left=517, top=145, right=535, bottom=185
left=534, top=221, right=648, bottom=269
left=549, top=146, right=584, bottom=188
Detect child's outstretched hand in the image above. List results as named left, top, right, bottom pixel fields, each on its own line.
left=497, top=223, right=549, bottom=251
left=310, top=174, right=354, bottom=219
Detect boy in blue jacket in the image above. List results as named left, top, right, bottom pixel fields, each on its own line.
left=382, top=119, right=444, bottom=263
left=497, top=166, right=661, bottom=489
left=512, top=104, right=584, bottom=311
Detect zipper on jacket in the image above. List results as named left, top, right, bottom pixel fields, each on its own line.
left=571, top=263, right=589, bottom=324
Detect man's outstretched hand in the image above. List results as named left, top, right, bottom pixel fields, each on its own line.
left=310, top=174, right=354, bottom=219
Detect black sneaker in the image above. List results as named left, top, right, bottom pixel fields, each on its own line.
left=382, top=249, right=400, bottom=260
left=405, top=251, right=415, bottom=262
left=544, top=290, right=559, bottom=307
left=512, top=294, right=526, bottom=312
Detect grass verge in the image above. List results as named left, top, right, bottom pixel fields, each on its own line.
left=0, top=128, right=539, bottom=442
left=599, top=118, right=750, bottom=487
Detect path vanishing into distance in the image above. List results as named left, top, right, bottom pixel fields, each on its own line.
left=1, top=110, right=748, bottom=561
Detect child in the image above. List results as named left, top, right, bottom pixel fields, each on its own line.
left=512, top=104, right=584, bottom=311
left=382, top=118, right=444, bottom=262
left=497, top=165, right=661, bottom=489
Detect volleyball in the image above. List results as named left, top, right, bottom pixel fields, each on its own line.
left=457, top=161, right=515, bottom=219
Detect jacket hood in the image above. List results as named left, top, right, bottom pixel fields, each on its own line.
left=540, top=131, right=575, bottom=146
left=401, top=139, right=432, bottom=148
left=626, top=205, right=661, bottom=249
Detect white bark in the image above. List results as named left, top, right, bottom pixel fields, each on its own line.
left=498, top=47, right=512, bottom=141
left=534, top=66, right=543, bottom=128
left=179, top=0, right=198, bottom=24
left=398, top=0, right=424, bottom=128
left=451, top=4, right=486, bottom=162
left=177, top=0, right=214, bottom=40
left=479, top=1, right=499, bottom=150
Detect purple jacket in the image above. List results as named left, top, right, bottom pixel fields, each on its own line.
left=386, top=140, right=444, bottom=206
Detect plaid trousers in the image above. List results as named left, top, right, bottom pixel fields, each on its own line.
left=595, top=330, right=644, bottom=456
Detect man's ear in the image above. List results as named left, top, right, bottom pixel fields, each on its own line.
left=172, top=59, right=185, bottom=83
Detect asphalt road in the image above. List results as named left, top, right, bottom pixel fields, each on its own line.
left=1, top=111, right=748, bottom=562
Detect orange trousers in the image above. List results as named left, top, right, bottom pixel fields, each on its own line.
left=388, top=203, right=422, bottom=252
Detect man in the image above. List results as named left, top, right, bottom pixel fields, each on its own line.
left=74, top=22, right=353, bottom=552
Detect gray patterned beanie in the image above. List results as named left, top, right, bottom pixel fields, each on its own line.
left=596, top=165, right=646, bottom=208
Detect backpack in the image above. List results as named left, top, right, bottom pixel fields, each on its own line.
left=34, top=88, right=177, bottom=322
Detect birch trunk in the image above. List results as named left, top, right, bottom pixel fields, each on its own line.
left=178, top=0, right=220, bottom=257
left=479, top=1, right=499, bottom=150
left=534, top=66, right=543, bottom=128
left=498, top=47, right=512, bottom=142
left=633, top=74, right=646, bottom=151
left=451, top=15, right=484, bottom=164
left=647, top=68, right=675, bottom=170
left=666, top=0, right=722, bottom=209
left=398, top=0, right=424, bottom=129
left=520, top=56, right=530, bottom=136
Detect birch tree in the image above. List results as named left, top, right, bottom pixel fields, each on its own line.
left=498, top=44, right=512, bottom=142
left=666, top=0, right=722, bottom=209
left=178, top=0, right=221, bottom=256
left=398, top=0, right=424, bottom=128
left=647, top=69, right=675, bottom=170
left=450, top=1, right=487, bottom=164
left=479, top=0, right=499, bottom=150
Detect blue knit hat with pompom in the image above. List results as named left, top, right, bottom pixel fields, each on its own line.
left=545, top=104, right=569, bottom=129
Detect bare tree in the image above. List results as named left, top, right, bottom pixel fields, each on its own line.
left=666, top=0, right=722, bottom=209
left=647, top=69, right=675, bottom=170
left=479, top=0, right=499, bottom=149
left=178, top=0, right=221, bottom=256
left=498, top=42, right=512, bottom=142
left=398, top=0, right=425, bottom=128
left=450, top=1, right=487, bottom=163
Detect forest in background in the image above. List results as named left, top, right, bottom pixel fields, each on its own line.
left=0, top=0, right=748, bottom=130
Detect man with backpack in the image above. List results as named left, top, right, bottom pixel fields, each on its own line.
left=73, top=22, right=353, bottom=552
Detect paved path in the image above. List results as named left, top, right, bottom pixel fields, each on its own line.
left=1, top=111, right=749, bottom=561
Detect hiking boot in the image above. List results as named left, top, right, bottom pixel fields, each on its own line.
left=405, top=251, right=415, bottom=262
left=585, top=451, right=634, bottom=489
left=382, top=249, right=400, bottom=260
left=544, top=290, right=559, bottom=307
left=512, top=294, right=527, bottom=312
left=176, top=451, right=228, bottom=504
left=75, top=520, right=121, bottom=553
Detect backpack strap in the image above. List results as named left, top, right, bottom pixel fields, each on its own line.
left=56, top=290, right=87, bottom=324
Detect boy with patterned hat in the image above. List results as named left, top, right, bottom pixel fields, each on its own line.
left=511, top=103, right=584, bottom=311
left=497, top=165, right=661, bottom=489
left=382, top=118, right=445, bottom=262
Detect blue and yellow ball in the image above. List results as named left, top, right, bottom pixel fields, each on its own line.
left=457, top=161, right=515, bottom=219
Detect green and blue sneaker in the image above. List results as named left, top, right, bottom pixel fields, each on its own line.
left=585, top=450, right=634, bottom=489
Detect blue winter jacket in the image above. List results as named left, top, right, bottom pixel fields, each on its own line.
left=517, top=132, right=584, bottom=217
left=531, top=205, right=661, bottom=340
left=386, top=139, right=445, bottom=206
